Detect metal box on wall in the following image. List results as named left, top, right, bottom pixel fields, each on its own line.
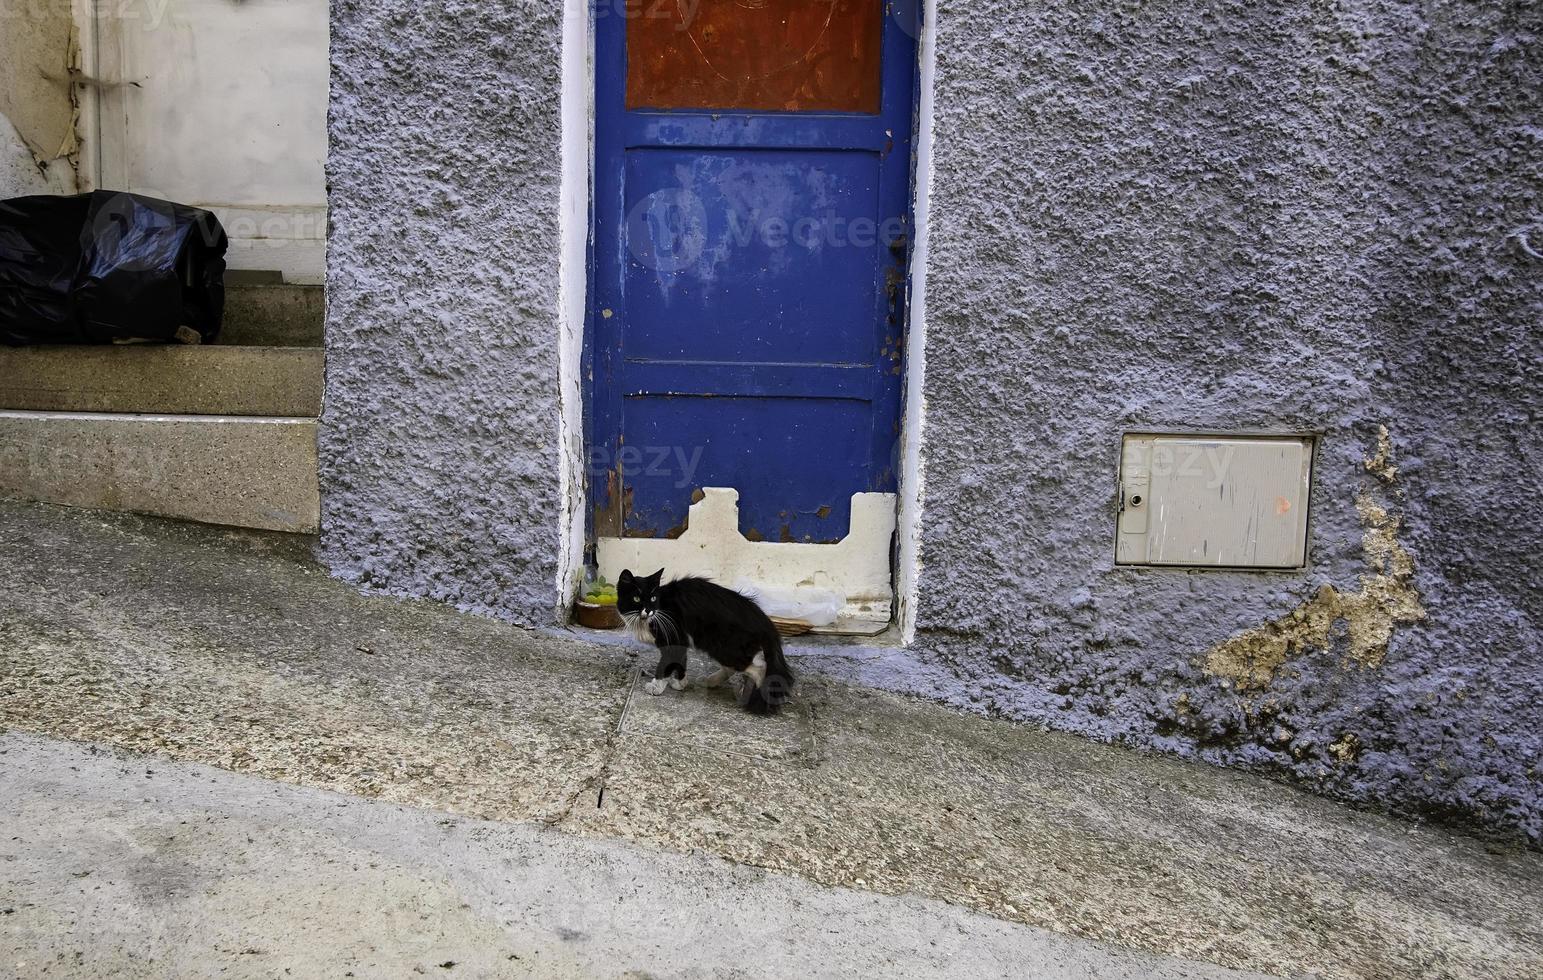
left=1116, top=433, right=1315, bottom=569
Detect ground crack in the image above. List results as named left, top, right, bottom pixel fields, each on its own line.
left=540, top=665, right=634, bottom=825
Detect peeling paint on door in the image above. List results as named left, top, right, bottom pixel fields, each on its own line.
left=0, top=0, right=81, bottom=194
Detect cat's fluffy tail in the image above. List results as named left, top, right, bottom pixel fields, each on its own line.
left=742, top=636, right=795, bottom=715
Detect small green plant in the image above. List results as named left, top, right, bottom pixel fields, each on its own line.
left=582, top=575, right=617, bottom=606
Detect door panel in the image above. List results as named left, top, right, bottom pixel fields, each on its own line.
left=623, top=395, right=875, bottom=542
left=623, top=148, right=882, bottom=364
left=591, top=1, right=916, bottom=573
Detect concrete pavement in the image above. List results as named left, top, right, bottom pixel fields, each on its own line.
left=0, top=496, right=1539, bottom=979
left=0, top=735, right=1266, bottom=979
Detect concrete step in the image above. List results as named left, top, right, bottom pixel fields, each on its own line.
left=0, top=411, right=318, bottom=532
left=0, top=346, right=322, bottom=417
left=221, top=282, right=324, bottom=347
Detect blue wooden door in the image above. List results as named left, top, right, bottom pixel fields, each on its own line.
left=590, top=3, right=917, bottom=552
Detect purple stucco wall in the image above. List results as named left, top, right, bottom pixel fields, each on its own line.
left=321, top=0, right=564, bottom=625
left=907, top=0, right=1541, bottom=842
left=321, top=1, right=1542, bottom=843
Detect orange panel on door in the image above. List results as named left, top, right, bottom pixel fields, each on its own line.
left=626, top=0, right=882, bottom=113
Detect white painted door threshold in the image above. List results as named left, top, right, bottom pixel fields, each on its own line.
left=595, top=488, right=896, bottom=635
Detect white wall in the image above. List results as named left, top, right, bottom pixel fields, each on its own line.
left=94, top=0, right=329, bottom=281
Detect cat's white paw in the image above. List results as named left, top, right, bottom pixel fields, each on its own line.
left=745, top=651, right=768, bottom=686
left=644, top=678, right=669, bottom=696
left=668, top=676, right=688, bottom=691
left=701, top=667, right=733, bottom=689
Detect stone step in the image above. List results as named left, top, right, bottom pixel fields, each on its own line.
left=0, top=346, right=322, bottom=417
left=220, top=282, right=324, bottom=347
left=0, top=411, right=318, bottom=533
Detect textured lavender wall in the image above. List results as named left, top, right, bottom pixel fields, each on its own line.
left=320, top=1, right=1542, bottom=842
left=321, top=0, right=564, bottom=624
left=909, top=0, right=1541, bottom=842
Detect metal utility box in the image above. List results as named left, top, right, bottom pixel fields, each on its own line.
left=1116, top=433, right=1314, bottom=569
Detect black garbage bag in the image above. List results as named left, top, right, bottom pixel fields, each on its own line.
left=0, top=190, right=227, bottom=346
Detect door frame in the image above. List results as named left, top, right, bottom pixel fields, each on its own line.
left=556, top=0, right=938, bottom=641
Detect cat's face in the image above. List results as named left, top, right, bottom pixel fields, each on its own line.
left=616, top=568, right=665, bottom=641
left=616, top=568, right=664, bottom=615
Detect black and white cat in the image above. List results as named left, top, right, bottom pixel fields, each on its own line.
left=616, top=568, right=794, bottom=715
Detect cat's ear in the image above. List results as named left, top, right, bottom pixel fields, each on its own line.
left=618, top=569, right=634, bottom=585
left=647, top=568, right=665, bottom=584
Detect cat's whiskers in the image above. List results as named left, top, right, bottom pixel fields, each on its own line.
left=651, top=609, right=683, bottom=648
left=621, top=608, right=657, bottom=644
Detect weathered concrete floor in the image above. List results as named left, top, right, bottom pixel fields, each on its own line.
left=1, top=497, right=1539, bottom=980
left=1, top=735, right=1264, bottom=979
